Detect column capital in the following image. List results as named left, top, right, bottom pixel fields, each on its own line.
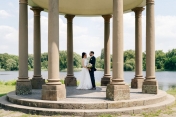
left=146, top=0, right=154, bottom=4
left=102, top=15, right=112, bottom=23
left=132, top=7, right=145, bottom=18
left=65, top=14, right=75, bottom=22
left=30, top=7, right=44, bottom=16
left=19, top=0, right=28, bottom=4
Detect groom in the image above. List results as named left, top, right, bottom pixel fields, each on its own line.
left=89, top=51, right=96, bottom=90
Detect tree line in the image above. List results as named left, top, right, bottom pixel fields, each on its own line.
left=0, top=49, right=176, bottom=71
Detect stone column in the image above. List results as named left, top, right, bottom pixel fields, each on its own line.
left=42, top=0, right=66, bottom=101
left=101, top=15, right=112, bottom=86
left=64, top=14, right=77, bottom=86
left=106, top=0, right=130, bottom=101
left=16, top=0, right=32, bottom=95
left=142, top=0, right=158, bottom=94
left=131, top=7, right=145, bottom=89
left=30, top=7, right=45, bottom=89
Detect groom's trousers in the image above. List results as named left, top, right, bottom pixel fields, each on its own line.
left=89, top=70, right=96, bottom=88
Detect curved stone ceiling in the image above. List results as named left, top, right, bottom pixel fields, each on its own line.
left=28, top=0, right=146, bottom=16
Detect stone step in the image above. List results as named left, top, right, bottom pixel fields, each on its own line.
left=0, top=94, right=175, bottom=116
left=6, top=90, right=167, bottom=109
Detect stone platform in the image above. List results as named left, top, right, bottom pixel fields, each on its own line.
left=0, top=86, right=175, bottom=116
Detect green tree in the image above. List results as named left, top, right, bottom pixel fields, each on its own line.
left=28, top=54, right=34, bottom=70
left=59, top=51, right=67, bottom=71
left=165, top=49, right=176, bottom=70
left=100, top=48, right=104, bottom=59
left=73, top=52, right=81, bottom=68
left=95, top=57, right=104, bottom=69
left=143, top=52, right=146, bottom=71
left=124, top=50, right=135, bottom=62
left=124, top=59, right=135, bottom=71
left=5, top=59, right=18, bottom=71
left=41, top=53, right=48, bottom=69
left=155, top=50, right=166, bottom=70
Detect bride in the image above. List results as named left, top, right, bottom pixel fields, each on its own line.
left=77, top=52, right=92, bottom=89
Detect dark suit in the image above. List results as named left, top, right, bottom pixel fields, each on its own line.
left=89, top=56, right=96, bottom=88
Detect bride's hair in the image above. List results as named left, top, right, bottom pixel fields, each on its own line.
left=82, top=52, right=86, bottom=58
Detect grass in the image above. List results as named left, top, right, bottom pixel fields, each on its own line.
left=167, top=88, right=176, bottom=97
left=138, top=88, right=176, bottom=117
left=0, top=85, right=15, bottom=97
left=0, top=80, right=16, bottom=97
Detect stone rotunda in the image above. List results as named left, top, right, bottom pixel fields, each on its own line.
left=0, top=0, right=175, bottom=116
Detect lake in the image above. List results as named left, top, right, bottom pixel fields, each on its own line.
left=0, top=71, right=176, bottom=91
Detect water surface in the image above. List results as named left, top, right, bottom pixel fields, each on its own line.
left=0, top=71, right=175, bottom=91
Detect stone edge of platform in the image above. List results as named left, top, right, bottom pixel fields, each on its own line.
left=0, top=94, right=175, bottom=116
left=6, top=90, right=167, bottom=109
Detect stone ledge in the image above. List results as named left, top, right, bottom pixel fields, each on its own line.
left=0, top=94, right=175, bottom=116
left=6, top=89, right=167, bottom=109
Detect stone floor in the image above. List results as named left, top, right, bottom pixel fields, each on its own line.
left=8, top=86, right=155, bottom=102
left=1, top=106, right=176, bottom=117
left=1, top=87, right=175, bottom=117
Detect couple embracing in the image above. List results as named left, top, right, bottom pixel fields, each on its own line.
left=77, top=51, right=96, bottom=90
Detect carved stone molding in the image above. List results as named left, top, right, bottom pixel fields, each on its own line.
left=30, top=7, right=44, bottom=16
left=102, top=15, right=112, bottom=23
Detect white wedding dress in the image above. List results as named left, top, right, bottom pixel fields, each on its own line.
left=77, top=58, right=92, bottom=89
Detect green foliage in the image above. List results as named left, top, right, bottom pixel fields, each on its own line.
left=1, top=48, right=176, bottom=71
left=100, top=48, right=104, bottom=59
left=59, top=51, right=81, bottom=71
left=59, top=51, right=67, bottom=71
left=143, top=52, right=146, bottom=70
left=28, top=54, right=34, bottom=70
left=164, top=49, right=176, bottom=71
left=96, top=57, right=104, bottom=69
left=4, top=80, right=16, bottom=86
left=5, top=59, right=18, bottom=71
left=124, top=50, right=135, bottom=71
left=155, top=50, right=166, bottom=70
left=73, top=52, right=82, bottom=68
left=0, top=53, right=19, bottom=71
left=0, top=51, right=81, bottom=71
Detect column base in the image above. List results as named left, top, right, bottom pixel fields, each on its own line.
left=64, top=75, right=77, bottom=86
left=101, top=74, right=111, bottom=86
left=31, top=76, right=45, bottom=89
left=131, top=78, right=144, bottom=89
left=142, top=80, right=158, bottom=94
left=106, top=84, right=130, bottom=101
left=16, top=80, right=32, bottom=95
left=42, top=84, right=66, bottom=101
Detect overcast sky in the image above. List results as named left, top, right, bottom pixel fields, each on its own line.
left=0, top=0, right=176, bottom=57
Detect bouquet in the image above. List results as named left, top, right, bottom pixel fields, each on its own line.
left=87, top=63, right=92, bottom=68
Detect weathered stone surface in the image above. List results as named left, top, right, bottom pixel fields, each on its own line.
left=84, top=110, right=133, bottom=116
left=108, top=102, right=122, bottom=109
left=128, top=100, right=144, bottom=107
left=64, top=77, right=77, bottom=86
left=31, top=78, right=45, bottom=89
left=16, top=81, right=32, bottom=95
left=142, top=85, right=158, bottom=94
left=106, top=84, right=130, bottom=101
left=131, top=78, right=144, bottom=89
left=101, top=77, right=111, bottom=86
left=42, top=84, right=66, bottom=101
left=0, top=90, right=175, bottom=116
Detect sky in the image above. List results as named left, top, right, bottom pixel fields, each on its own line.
left=0, top=0, right=176, bottom=57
